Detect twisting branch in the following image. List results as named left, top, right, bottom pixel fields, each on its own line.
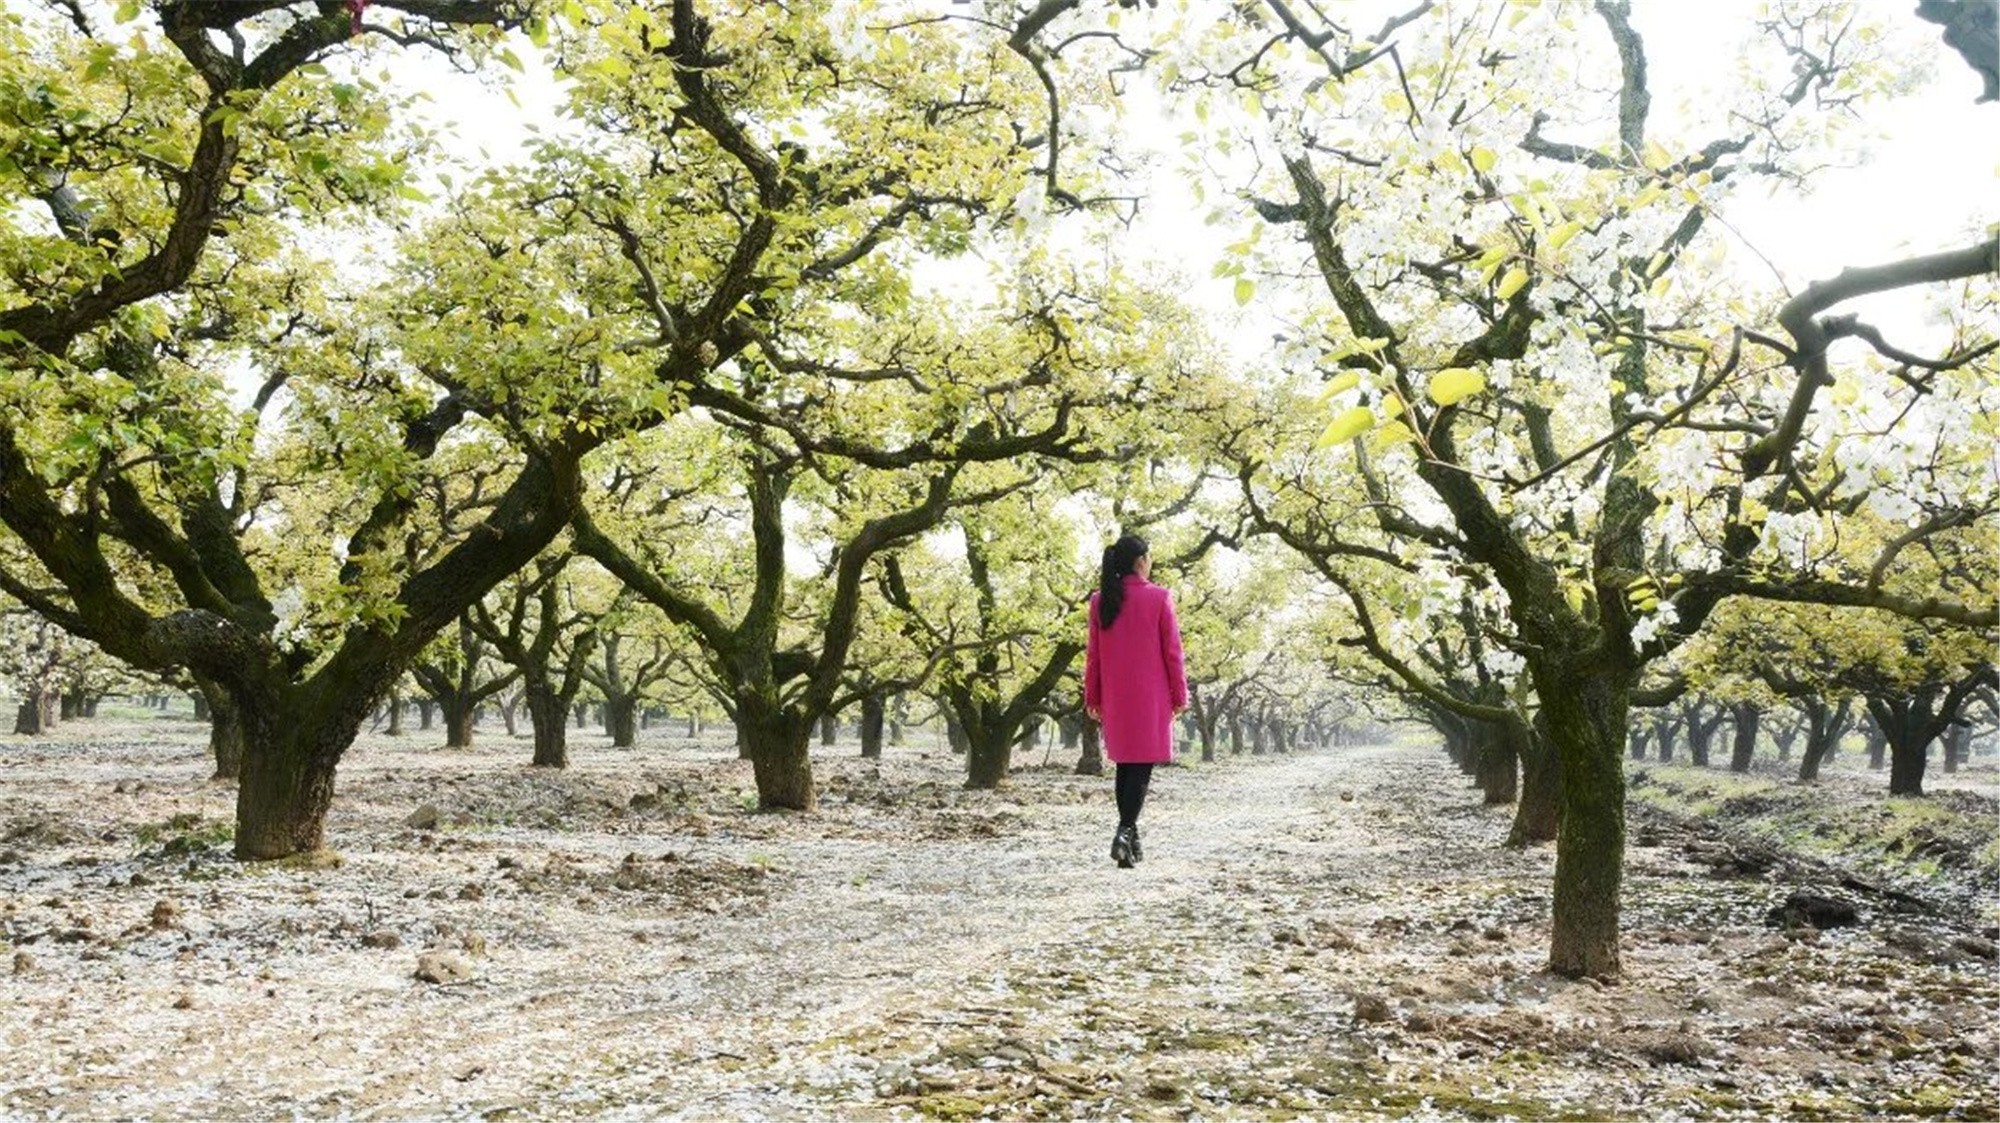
left=1867, top=507, right=1987, bottom=593
left=1006, top=0, right=1088, bottom=208
left=1743, top=235, right=1999, bottom=480
left=1684, top=570, right=1997, bottom=628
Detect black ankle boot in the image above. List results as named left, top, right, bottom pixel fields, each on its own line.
left=1130, top=824, right=1143, bottom=863
left=1111, top=825, right=1134, bottom=868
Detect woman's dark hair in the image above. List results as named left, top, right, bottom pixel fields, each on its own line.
left=1097, top=534, right=1149, bottom=629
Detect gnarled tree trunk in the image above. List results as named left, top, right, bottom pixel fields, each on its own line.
left=606, top=694, right=638, bottom=748
left=1728, top=703, right=1759, bottom=773
left=1074, top=719, right=1103, bottom=776
left=1507, top=716, right=1559, bottom=846
left=526, top=679, right=569, bottom=769
left=1476, top=719, right=1518, bottom=805
left=737, top=694, right=814, bottom=810
left=1536, top=658, right=1631, bottom=979
left=859, top=692, right=885, bottom=760
left=196, top=675, right=243, bottom=781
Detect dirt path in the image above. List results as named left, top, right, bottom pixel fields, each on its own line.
left=4, top=723, right=1996, bottom=1119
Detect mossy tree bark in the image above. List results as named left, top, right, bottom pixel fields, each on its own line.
left=1507, top=716, right=1560, bottom=847
left=1476, top=720, right=1519, bottom=805
left=735, top=691, right=815, bottom=811
left=1795, top=696, right=1852, bottom=783
left=1074, top=718, right=1103, bottom=776
left=195, top=673, right=243, bottom=781
left=1728, top=703, right=1760, bottom=772
left=859, top=690, right=886, bottom=759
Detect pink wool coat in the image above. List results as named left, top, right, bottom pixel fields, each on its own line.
left=1084, top=574, right=1188, bottom=765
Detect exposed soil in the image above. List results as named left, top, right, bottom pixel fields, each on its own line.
left=3, top=718, right=1996, bottom=1120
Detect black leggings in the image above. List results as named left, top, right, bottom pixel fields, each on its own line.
left=1114, top=763, right=1154, bottom=830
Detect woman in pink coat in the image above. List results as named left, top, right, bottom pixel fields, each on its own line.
left=1084, top=534, right=1187, bottom=869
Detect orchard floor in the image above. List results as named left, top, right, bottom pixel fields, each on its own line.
left=3, top=720, right=1997, bottom=1121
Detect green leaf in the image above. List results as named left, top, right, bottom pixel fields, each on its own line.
left=1233, top=278, right=1255, bottom=307
left=1469, top=146, right=1496, bottom=174
left=1369, top=419, right=1416, bottom=449
left=1316, top=371, right=1361, bottom=399
left=1495, top=267, right=1529, bottom=301
left=1428, top=368, right=1487, bottom=407
left=1316, top=406, right=1376, bottom=448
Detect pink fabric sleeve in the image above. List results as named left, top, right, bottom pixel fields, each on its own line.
left=1160, top=590, right=1187, bottom=710
left=1084, top=594, right=1103, bottom=712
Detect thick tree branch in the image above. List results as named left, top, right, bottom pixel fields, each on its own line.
left=1745, top=235, right=2000, bottom=480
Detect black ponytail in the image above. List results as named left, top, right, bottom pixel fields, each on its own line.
left=1097, top=534, right=1149, bottom=629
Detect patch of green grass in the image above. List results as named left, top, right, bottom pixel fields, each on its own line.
left=916, top=1092, right=996, bottom=1120
left=134, top=812, right=234, bottom=855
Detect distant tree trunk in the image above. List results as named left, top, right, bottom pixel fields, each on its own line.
left=1059, top=716, right=1080, bottom=750
left=574, top=701, right=588, bottom=729
left=1476, top=719, right=1519, bottom=805
left=1507, top=718, right=1559, bottom=847
left=1866, top=720, right=1887, bottom=770
left=1654, top=716, right=1675, bottom=762
left=966, top=725, right=1012, bottom=789
left=686, top=713, right=700, bottom=739
left=1728, top=703, right=1759, bottom=773
left=196, top=676, right=244, bottom=781
left=417, top=698, right=435, bottom=731
left=1075, top=719, right=1104, bottom=776
left=1196, top=710, right=1218, bottom=763
left=528, top=680, right=569, bottom=769
left=385, top=690, right=404, bottom=736
left=820, top=713, right=837, bottom=747
left=1229, top=716, right=1244, bottom=755
left=191, top=691, right=210, bottom=722
left=1869, top=695, right=1943, bottom=798
left=606, top=695, right=638, bottom=748
left=499, top=692, right=518, bottom=737
left=859, top=692, right=885, bottom=760
left=1887, top=734, right=1929, bottom=796
left=1688, top=710, right=1718, bottom=768
left=734, top=694, right=814, bottom=810
left=59, top=691, right=80, bottom=720
left=12, top=690, right=57, bottom=735
left=1773, top=721, right=1799, bottom=763
left=1627, top=724, right=1650, bottom=760
left=1942, top=724, right=1970, bottom=774
left=1796, top=698, right=1851, bottom=783
left=442, top=696, right=475, bottom=749
left=890, top=694, right=908, bottom=745
left=945, top=714, right=968, bottom=755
